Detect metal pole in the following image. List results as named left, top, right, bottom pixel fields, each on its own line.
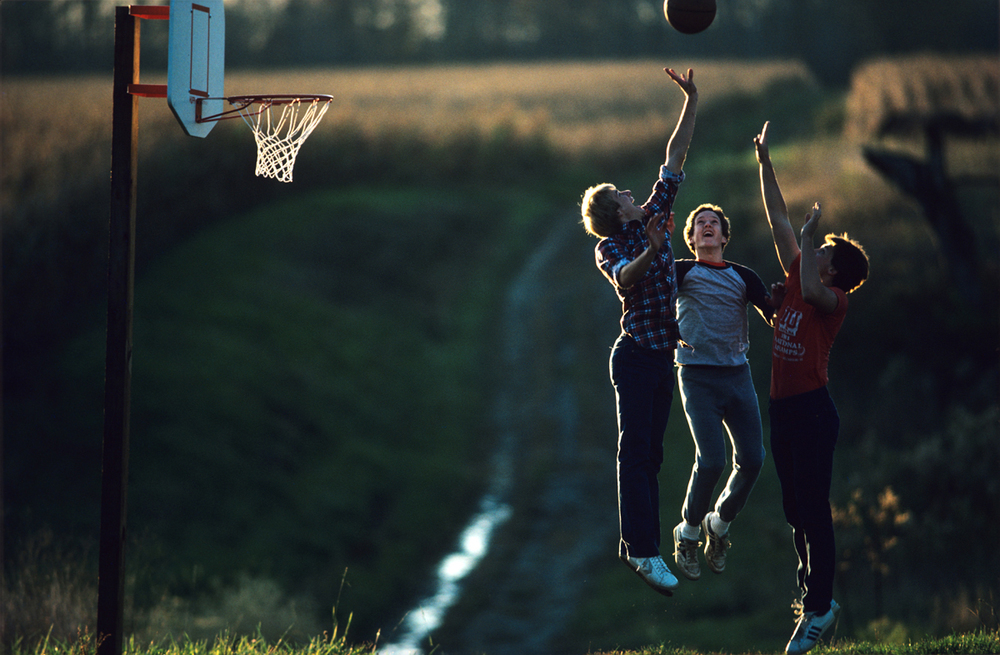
left=97, top=7, right=139, bottom=655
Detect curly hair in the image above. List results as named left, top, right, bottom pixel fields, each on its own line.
left=683, top=204, right=731, bottom=255
left=826, top=233, right=869, bottom=293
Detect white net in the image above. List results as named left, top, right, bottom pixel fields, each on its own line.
left=236, top=97, right=332, bottom=183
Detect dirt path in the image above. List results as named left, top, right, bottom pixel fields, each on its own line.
left=430, top=215, right=622, bottom=655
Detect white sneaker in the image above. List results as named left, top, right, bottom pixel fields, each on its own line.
left=786, top=599, right=840, bottom=655
left=622, top=554, right=679, bottom=596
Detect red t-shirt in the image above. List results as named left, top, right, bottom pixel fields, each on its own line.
left=770, top=253, right=848, bottom=400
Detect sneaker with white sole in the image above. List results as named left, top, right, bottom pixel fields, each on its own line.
left=672, top=523, right=701, bottom=581
left=785, top=599, right=840, bottom=655
left=621, top=554, right=679, bottom=596
left=701, top=513, right=730, bottom=574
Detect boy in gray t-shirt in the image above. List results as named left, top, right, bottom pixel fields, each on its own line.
left=670, top=203, right=779, bottom=582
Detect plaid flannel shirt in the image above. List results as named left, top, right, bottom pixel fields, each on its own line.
left=595, top=167, right=684, bottom=350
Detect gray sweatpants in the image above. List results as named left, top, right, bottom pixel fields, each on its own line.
left=677, top=363, right=766, bottom=526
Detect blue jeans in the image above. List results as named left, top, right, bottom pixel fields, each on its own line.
left=610, top=334, right=675, bottom=559
left=677, top=363, right=765, bottom=526
left=769, top=386, right=839, bottom=614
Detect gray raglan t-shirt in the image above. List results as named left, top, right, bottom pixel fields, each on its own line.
left=675, top=259, right=773, bottom=367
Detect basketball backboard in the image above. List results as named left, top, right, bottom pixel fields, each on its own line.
left=167, top=0, right=225, bottom=138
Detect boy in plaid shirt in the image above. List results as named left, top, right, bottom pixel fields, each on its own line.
left=580, top=66, right=697, bottom=597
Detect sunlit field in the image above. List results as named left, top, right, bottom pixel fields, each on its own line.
left=2, top=59, right=817, bottom=223
left=3, top=58, right=815, bottom=152
left=235, top=59, right=816, bottom=152
left=7, top=56, right=996, bottom=236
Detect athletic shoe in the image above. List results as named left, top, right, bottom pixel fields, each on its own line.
left=701, top=512, right=730, bottom=574
left=785, top=599, right=841, bottom=655
left=672, top=523, right=701, bottom=581
left=621, top=554, right=679, bottom=596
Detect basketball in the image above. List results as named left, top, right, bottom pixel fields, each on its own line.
left=664, top=0, right=717, bottom=35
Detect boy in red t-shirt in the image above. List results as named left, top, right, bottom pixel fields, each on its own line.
left=755, top=121, right=869, bottom=655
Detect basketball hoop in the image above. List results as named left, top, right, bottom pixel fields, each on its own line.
left=197, top=94, right=334, bottom=182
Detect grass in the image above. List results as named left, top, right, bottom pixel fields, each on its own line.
left=9, top=630, right=371, bottom=655
left=4, top=57, right=998, bottom=655
left=35, top=183, right=555, bottom=644
left=8, top=628, right=1000, bottom=655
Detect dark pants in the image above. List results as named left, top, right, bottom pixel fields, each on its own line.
left=610, top=334, right=675, bottom=559
left=769, top=386, right=839, bottom=614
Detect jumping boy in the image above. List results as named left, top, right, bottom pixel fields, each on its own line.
left=754, top=121, right=869, bottom=655
left=670, top=204, right=777, bottom=582
left=580, top=66, right=697, bottom=597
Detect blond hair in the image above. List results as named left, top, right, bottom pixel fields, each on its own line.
left=581, top=184, right=622, bottom=238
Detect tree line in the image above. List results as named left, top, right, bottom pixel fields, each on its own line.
left=2, top=0, right=997, bottom=84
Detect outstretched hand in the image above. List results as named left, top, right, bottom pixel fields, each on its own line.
left=801, top=202, right=822, bottom=241
left=754, top=121, right=770, bottom=164
left=646, top=211, right=670, bottom=252
left=768, top=282, right=787, bottom=309
left=664, top=67, right=696, bottom=97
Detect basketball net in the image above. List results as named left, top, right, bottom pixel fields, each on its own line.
left=235, top=97, right=332, bottom=183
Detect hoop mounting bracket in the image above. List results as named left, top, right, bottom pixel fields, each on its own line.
left=129, top=84, right=167, bottom=98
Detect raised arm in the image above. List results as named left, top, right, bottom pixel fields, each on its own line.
left=754, top=121, right=799, bottom=275
left=664, top=68, right=698, bottom=175
left=799, top=204, right=841, bottom=314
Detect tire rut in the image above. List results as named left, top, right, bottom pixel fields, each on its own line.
left=437, top=215, right=620, bottom=655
